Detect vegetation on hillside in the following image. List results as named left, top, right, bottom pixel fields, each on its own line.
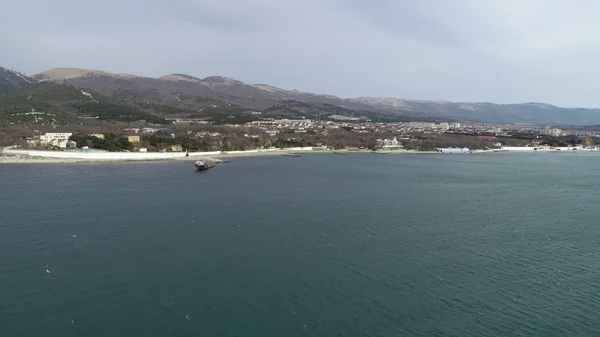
left=539, top=135, right=581, bottom=147
left=0, top=82, right=168, bottom=126
left=69, top=132, right=134, bottom=152
left=141, top=132, right=215, bottom=152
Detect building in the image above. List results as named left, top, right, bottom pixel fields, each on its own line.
left=377, top=137, right=402, bottom=148
left=500, top=146, right=536, bottom=151
left=328, top=115, right=361, bottom=121
left=165, top=118, right=211, bottom=124
left=438, top=147, right=470, bottom=153
left=58, top=139, right=77, bottom=148
left=171, top=144, right=183, bottom=152
left=542, top=126, right=562, bottom=137
left=408, top=122, right=436, bottom=128
left=248, top=119, right=313, bottom=129
left=40, top=133, right=72, bottom=144
left=90, top=133, right=104, bottom=139
left=127, top=135, right=140, bottom=143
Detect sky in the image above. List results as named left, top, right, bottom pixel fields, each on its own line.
left=1, top=0, right=599, bottom=107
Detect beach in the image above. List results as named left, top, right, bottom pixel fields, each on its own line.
left=2, top=147, right=588, bottom=164
left=0, top=147, right=318, bottom=164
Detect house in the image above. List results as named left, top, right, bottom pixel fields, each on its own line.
left=138, top=148, right=148, bottom=152
left=171, top=144, right=183, bottom=152
left=90, top=133, right=104, bottom=139
left=58, top=139, right=77, bottom=148
left=127, top=135, right=140, bottom=143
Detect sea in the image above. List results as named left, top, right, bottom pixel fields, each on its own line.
left=2, top=152, right=600, bottom=337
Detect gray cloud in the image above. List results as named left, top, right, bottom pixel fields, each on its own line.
left=2, top=0, right=600, bottom=107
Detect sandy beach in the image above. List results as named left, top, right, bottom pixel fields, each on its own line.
left=0, top=148, right=444, bottom=164
left=2, top=147, right=574, bottom=164
left=0, top=147, right=320, bottom=164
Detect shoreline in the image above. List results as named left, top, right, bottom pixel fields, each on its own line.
left=0, top=148, right=318, bottom=164
left=1, top=147, right=596, bottom=164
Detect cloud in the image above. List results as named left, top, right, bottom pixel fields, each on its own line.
left=1, top=0, right=600, bottom=107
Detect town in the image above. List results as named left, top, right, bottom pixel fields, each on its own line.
left=2, top=117, right=600, bottom=154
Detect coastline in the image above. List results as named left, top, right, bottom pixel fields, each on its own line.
left=1, top=147, right=595, bottom=164
left=0, top=147, right=317, bottom=164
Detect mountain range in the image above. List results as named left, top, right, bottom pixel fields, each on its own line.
left=2, top=66, right=600, bottom=126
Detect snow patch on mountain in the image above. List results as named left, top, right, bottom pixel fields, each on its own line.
left=80, top=89, right=98, bottom=103
left=8, top=69, right=33, bottom=83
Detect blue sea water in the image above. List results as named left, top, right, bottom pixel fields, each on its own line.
left=2, top=152, right=600, bottom=336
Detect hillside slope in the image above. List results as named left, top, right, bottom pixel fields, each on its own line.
left=33, top=68, right=375, bottom=111
left=350, top=98, right=600, bottom=125
left=32, top=67, right=600, bottom=125
left=32, top=68, right=441, bottom=123
left=0, top=67, right=38, bottom=93
left=0, top=81, right=268, bottom=126
left=0, top=82, right=168, bottom=126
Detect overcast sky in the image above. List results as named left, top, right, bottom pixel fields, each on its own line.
left=1, top=0, right=598, bottom=107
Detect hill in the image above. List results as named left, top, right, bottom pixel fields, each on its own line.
left=0, top=67, right=38, bottom=93
left=0, top=82, right=168, bottom=126
left=33, top=69, right=365, bottom=108
left=349, top=98, right=600, bottom=126
left=0, top=80, right=270, bottom=126
left=32, top=67, right=600, bottom=126
left=32, top=68, right=437, bottom=123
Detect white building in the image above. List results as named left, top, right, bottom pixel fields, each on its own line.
left=328, top=115, right=360, bottom=121
left=58, top=139, right=76, bottom=148
left=408, top=122, right=436, bottom=128
left=542, top=126, right=562, bottom=137
left=377, top=137, right=402, bottom=148
left=248, top=119, right=313, bottom=129
left=40, top=133, right=72, bottom=144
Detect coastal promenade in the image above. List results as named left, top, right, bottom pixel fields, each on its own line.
left=1, top=147, right=314, bottom=163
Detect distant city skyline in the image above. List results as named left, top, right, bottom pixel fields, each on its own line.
left=2, top=0, right=600, bottom=108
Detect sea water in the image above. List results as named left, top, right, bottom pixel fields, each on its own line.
left=2, top=152, right=600, bottom=336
